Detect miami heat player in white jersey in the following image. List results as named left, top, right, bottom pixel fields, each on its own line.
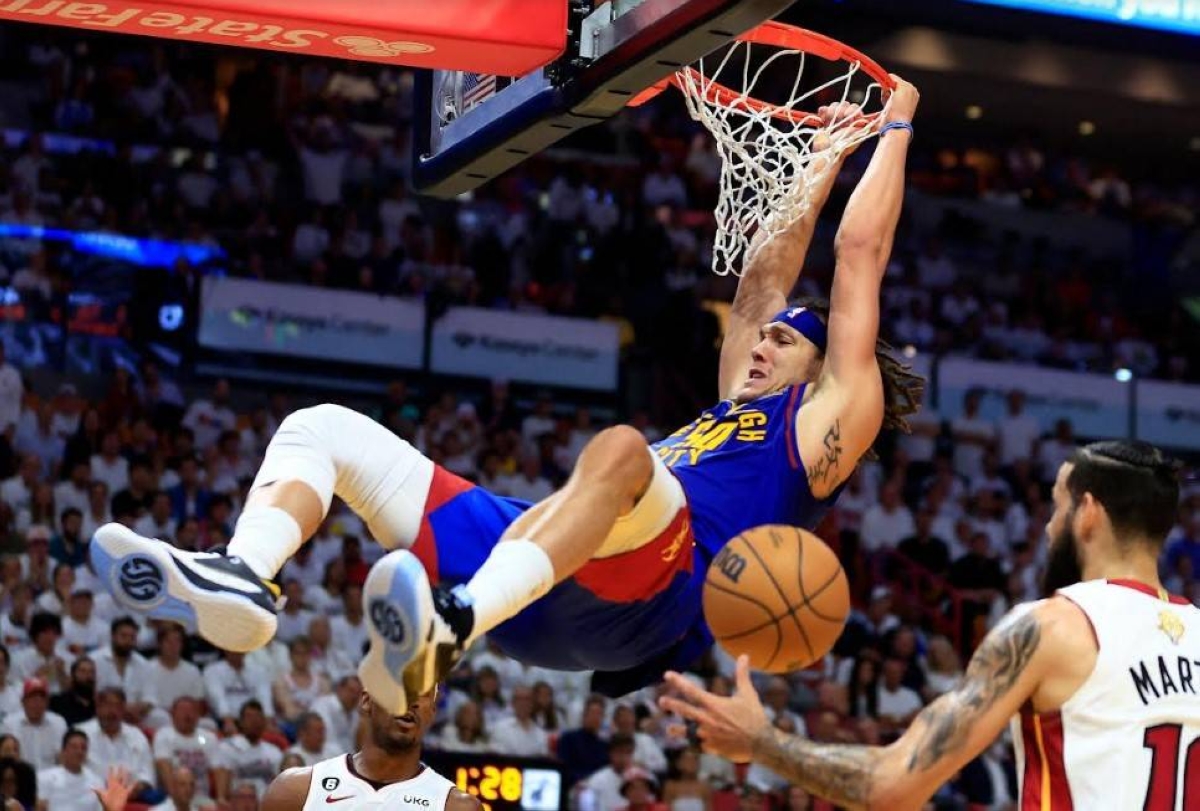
left=301, top=754, right=454, bottom=811
left=1012, top=579, right=1200, bottom=810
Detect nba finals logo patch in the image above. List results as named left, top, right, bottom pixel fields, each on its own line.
left=1158, top=610, right=1184, bottom=645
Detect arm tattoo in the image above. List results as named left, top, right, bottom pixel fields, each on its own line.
left=751, top=727, right=880, bottom=811
left=906, top=612, right=1041, bottom=772
left=806, top=420, right=843, bottom=489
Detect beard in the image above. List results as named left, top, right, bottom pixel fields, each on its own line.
left=1040, top=518, right=1083, bottom=598
left=370, top=725, right=419, bottom=754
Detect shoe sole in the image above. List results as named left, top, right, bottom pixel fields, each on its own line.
left=90, top=524, right=277, bottom=652
left=360, top=550, right=435, bottom=714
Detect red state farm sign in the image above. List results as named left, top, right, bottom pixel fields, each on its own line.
left=0, top=0, right=567, bottom=75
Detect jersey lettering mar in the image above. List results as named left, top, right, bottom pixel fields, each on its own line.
left=1012, top=580, right=1200, bottom=810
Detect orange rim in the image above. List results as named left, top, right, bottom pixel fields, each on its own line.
left=628, top=21, right=894, bottom=124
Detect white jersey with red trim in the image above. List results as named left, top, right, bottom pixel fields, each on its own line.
left=1010, top=579, right=1200, bottom=811
left=301, top=754, right=454, bottom=811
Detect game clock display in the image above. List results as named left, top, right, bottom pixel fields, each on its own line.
left=424, top=752, right=564, bottom=811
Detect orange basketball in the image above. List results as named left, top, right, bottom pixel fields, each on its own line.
left=702, top=525, right=850, bottom=673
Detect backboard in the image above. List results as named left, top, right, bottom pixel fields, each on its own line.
left=412, top=0, right=800, bottom=198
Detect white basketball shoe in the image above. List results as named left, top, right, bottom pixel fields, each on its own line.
left=90, top=523, right=281, bottom=652
left=359, top=550, right=474, bottom=714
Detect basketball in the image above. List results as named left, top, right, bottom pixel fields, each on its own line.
left=703, top=525, right=849, bottom=673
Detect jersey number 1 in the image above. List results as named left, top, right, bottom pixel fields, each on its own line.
left=1143, top=724, right=1200, bottom=810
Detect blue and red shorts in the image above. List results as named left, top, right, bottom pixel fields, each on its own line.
left=407, top=468, right=704, bottom=674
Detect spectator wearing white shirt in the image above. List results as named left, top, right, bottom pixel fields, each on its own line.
left=53, top=461, right=91, bottom=518
left=858, top=482, right=915, bottom=553
left=11, top=614, right=69, bottom=694
left=951, top=389, right=996, bottom=481
left=92, top=618, right=150, bottom=719
left=274, top=580, right=316, bottom=645
left=297, top=125, right=350, bottom=206
left=499, top=454, right=554, bottom=503
left=489, top=686, right=549, bottom=758
left=151, top=764, right=202, bottom=811
left=1036, top=418, right=1077, bottom=483
left=76, top=687, right=155, bottom=798
left=915, top=237, right=957, bottom=291
left=152, top=697, right=219, bottom=804
left=996, top=390, right=1040, bottom=468
left=0, top=646, right=21, bottom=719
left=79, top=482, right=111, bottom=544
left=35, top=728, right=102, bottom=811
left=520, top=394, right=557, bottom=446
left=0, top=454, right=40, bottom=515
left=307, top=616, right=354, bottom=683
left=203, top=651, right=274, bottom=733
left=142, top=626, right=205, bottom=729
left=759, top=678, right=807, bottom=739
left=437, top=701, right=490, bottom=753
left=88, top=433, right=128, bottom=496
left=311, top=676, right=361, bottom=754
left=213, top=700, right=281, bottom=802
left=62, top=590, right=107, bottom=657
left=578, top=734, right=636, bottom=811
left=285, top=713, right=338, bottom=767
left=610, top=703, right=666, bottom=774
left=0, top=344, right=22, bottom=433
left=876, top=658, right=924, bottom=736
left=642, top=158, right=688, bottom=209
left=329, top=586, right=369, bottom=663
left=0, top=586, right=32, bottom=657
left=279, top=543, right=324, bottom=591
left=133, top=492, right=177, bottom=543
left=1, top=678, right=67, bottom=769
left=181, top=379, right=236, bottom=451
left=16, top=408, right=60, bottom=481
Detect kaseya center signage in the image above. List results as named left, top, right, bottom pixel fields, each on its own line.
left=431, top=307, right=620, bottom=392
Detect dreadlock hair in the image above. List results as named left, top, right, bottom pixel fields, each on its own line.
left=1066, top=440, right=1182, bottom=547
left=792, top=297, right=926, bottom=434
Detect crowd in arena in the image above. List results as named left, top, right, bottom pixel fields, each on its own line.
left=0, top=365, right=1192, bottom=810
left=0, top=22, right=1195, bottom=811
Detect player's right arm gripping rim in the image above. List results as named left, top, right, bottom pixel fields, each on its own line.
left=662, top=599, right=1070, bottom=811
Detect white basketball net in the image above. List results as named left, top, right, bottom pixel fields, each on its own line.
left=676, top=40, right=887, bottom=276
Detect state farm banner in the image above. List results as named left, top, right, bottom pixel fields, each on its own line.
left=431, top=307, right=619, bottom=391
left=199, top=277, right=423, bottom=370
left=1136, top=380, right=1200, bottom=451
left=0, top=0, right=565, bottom=74
left=937, top=357, right=1129, bottom=439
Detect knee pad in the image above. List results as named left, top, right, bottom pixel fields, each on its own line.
left=253, top=404, right=434, bottom=548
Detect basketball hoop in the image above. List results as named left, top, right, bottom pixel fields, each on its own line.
left=630, top=23, right=895, bottom=277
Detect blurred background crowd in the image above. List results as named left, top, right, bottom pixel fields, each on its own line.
left=0, top=3, right=1194, bottom=811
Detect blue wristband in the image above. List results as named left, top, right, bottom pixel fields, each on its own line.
left=880, top=121, right=914, bottom=140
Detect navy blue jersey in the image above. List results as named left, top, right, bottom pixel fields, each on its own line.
left=418, top=382, right=843, bottom=694
left=653, top=383, right=840, bottom=559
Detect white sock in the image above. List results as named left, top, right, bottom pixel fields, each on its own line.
left=227, top=506, right=303, bottom=580
left=460, top=539, right=555, bottom=645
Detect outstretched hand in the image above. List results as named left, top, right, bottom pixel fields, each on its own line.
left=93, top=766, right=136, bottom=811
left=658, top=655, right=772, bottom=763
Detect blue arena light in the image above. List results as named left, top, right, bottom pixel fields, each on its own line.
left=0, top=223, right=225, bottom=268
left=962, top=1, right=1200, bottom=36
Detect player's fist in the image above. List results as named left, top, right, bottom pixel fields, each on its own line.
left=882, top=74, right=919, bottom=124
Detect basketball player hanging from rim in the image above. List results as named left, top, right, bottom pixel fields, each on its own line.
left=91, top=78, right=925, bottom=712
